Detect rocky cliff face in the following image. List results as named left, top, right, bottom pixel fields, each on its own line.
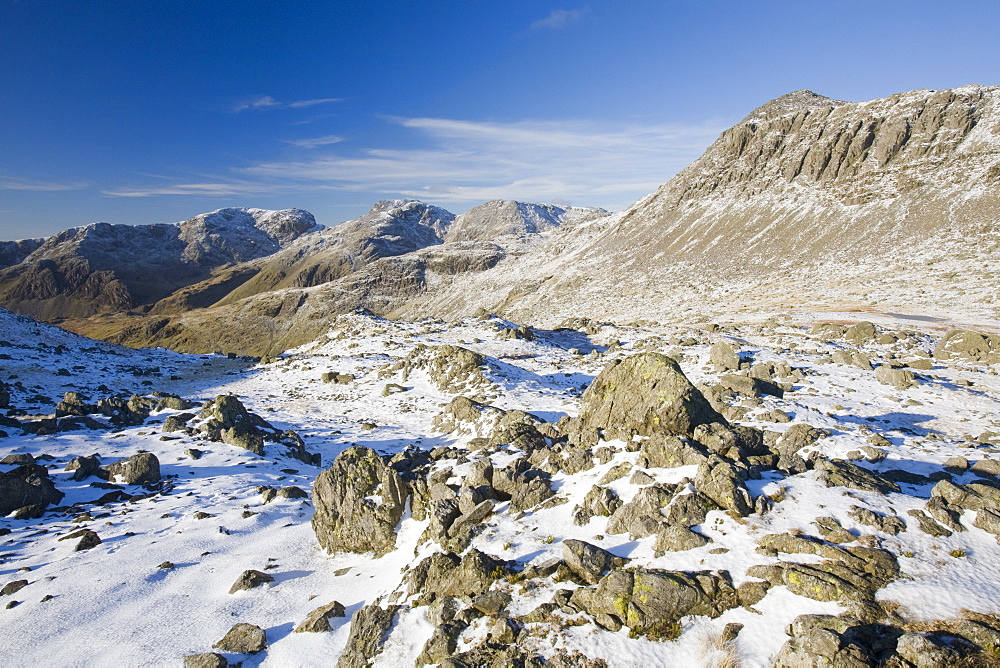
left=394, top=84, right=1000, bottom=328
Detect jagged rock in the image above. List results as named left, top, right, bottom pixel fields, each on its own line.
left=693, top=456, right=753, bottom=516
left=572, top=352, right=725, bottom=444
left=163, top=412, right=195, bottom=433
left=405, top=549, right=509, bottom=602
left=336, top=602, right=401, bottom=668
left=814, top=516, right=855, bottom=543
left=844, top=321, right=877, bottom=343
left=934, top=330, right=1000, bottom=364
left=572, top=485, right=622, bottom=525
left=55, top=391, right=97, bottom=417
left=311, top=446, right=409, bottom=556
left=655, top=525, right=711, bottom=551
left=321, top=371, right=354, bottom=384
left=637, top=435, right=708, bottom=468
left=229, top=569, right=275, bottom=594
left=74, top=529, right=101, bottom=551
left=720, top=374, right=784, bottom=398
left=383, top=344, right=493, bottom=394
left=606, top=484, right=677, bottom=538
left=103, top=452, right=160, bottom=485
left=561, top=539, right=629, bottom=585
left=832, top=349, right=874, bottom=370
left=570, top=568, right=737, bottom=639
left=875, top=365, right=916, bottom=389
left=1, top=464, right=64, bottom=516
left=710, top=341, right=741, bottom=371
left=814, top=459, right=901, bottom=494
left=294, top=600, right=346, bottom=633
left=894, top=631, right=961, bottom=666
left=0, top=453, right=33, bottom=465
left=277, top=486, right=308, bottom=500
left=196, top=395, right=274, bottom=455
left=416, top=621, right=467, bottom=666
left=971, top=458, right=1000, bottom=477
left=774, top=423, right=827, bottom=457
left=213, top=622, right=266, bottom=654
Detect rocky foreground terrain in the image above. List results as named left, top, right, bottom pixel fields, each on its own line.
left=3, top=307, right=1000, bottom=666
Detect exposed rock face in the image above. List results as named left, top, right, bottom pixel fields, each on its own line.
left=311, top=446, right=409, bottom=556
left=571, top=352, right=724, bottom=443
left=444, top=200, right=606, bottom=244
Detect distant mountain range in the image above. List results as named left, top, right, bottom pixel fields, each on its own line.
left=1, top=84, right=998, bottom=354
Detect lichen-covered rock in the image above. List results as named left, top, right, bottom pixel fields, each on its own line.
left=710, top=341, right=741, bottom=371
left=213, top=622, right=266, bottom=654
left=405, top=549, right=509, bottom=601
left=606, top=484, right=678, bottom=538
left=573, top=352, right=725, bottom=444
left=655, top=525, right=711, bottom=551
left=561, top=539, right=629, bottom=585
left=774, top=423, right=827, bottom=457
left=573, top=484, right=622, bottom=526
left=693, top=456, right=754, bottom=516
left=195, top=394, right=276, bottom=455
left=103, top=452, right=160, bottom=485
left=337, top=602, right=400, bottom=668
left=312, top=446, right=409, bottom=556
left=570, top=568, right=737, bottom=639
left=637, top=435, right=708, bottom=468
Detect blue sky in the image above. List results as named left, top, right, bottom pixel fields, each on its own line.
left=1, top=0, right=998, bottom=239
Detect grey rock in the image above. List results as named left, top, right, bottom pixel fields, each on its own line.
left=0, top=579, right=28, bottom=596
left=572, top=485, right=621, bottom=526
left=183, top=653, right=228, bottom=668
left=570, top=568, right=737, bottom=638
left=104, top=452, right=160, bottom=485
left=229, top=569, right=275, bottom=594
left=907, top=509, right=953, bottom=537
left=1, top=463, right=64, bottom=515
left=637, top=435, right=708, bottom=468
left=311, top=446, right=409, bottom=556
left=848, top=505, right=906, bottom=535
left=337, top=602, right=400, bottom=668
left=561, top=539, right=629, bottom=585
left=294, top=600, right=346, bottom=633
left=875, top=365, right=916, bottom=389
left=814, top=459, right=901, bottom=494
left=694, top=456, right=753, bottom=516
left=606, top=484, right=677, bottom=538
left=573, top=353, right=725, bottom=444
left=655, top=525, right=711, bottom=551
left=213, top=622, right=267, bottom=654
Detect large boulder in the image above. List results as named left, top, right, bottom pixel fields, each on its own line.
left=573, top=353, right=725, bottom=443
left=196, top=395, right=272, bottom=455
left=570, top=568, right=737, bottom=639
left=312, top=446, right=409, bottom=556
left=1, top=464, right=64, bottom=516
left=933, top=330, right=1000, bottom=364
left=103, top=452, right=160, bottom=485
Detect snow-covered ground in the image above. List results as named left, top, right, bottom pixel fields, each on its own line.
left=2, top=308, right=1000, bottom=666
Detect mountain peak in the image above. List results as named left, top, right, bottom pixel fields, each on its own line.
left=741, top=89, right=846, bottom=124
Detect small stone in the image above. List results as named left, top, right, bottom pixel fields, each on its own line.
left=158, top=561, right=175, bottom=570
left=0, top=579, right=28, bottom=597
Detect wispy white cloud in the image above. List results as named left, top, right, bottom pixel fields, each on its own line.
left=0, top=176, right=88, bottom=191
left=282, top=134, right=346, bottom=149
left=528, top=7, right=588, bottom=31
left=229, top=95, right=342, bottom=113
left=104, top=115, right=723, bottom=210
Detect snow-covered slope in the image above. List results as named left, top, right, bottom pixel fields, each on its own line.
left=4, top=307, right=1000, bottom=665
